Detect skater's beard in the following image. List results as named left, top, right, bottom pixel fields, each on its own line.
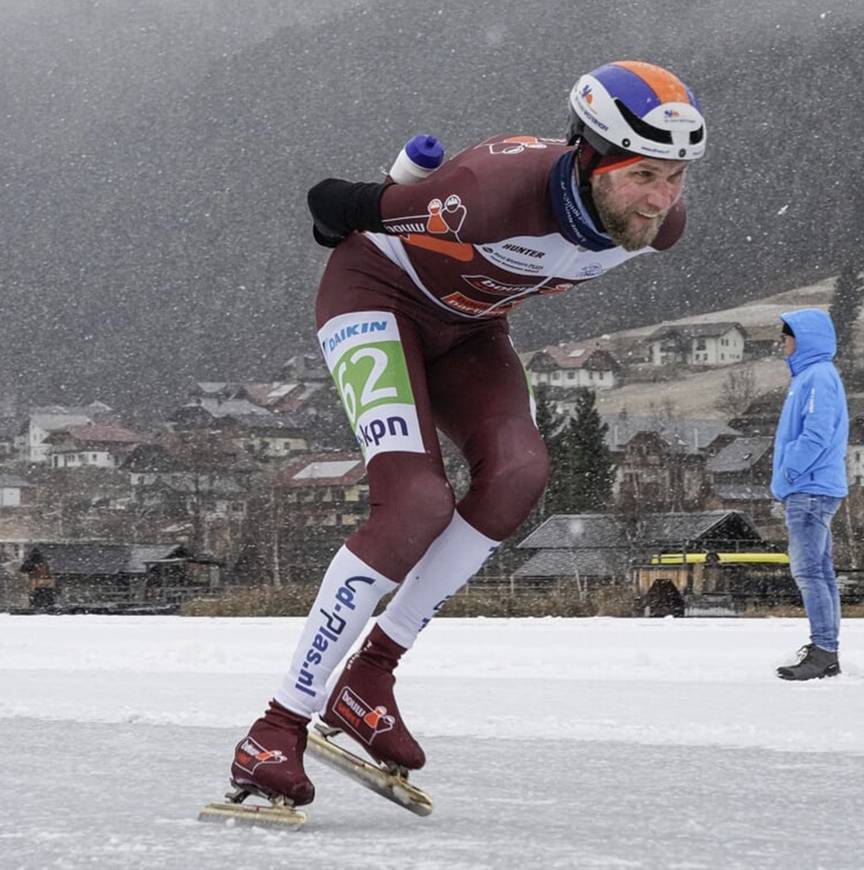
left=592, top=174, right=668, bottom=252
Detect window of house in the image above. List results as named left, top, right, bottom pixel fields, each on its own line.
left=695, top=339, right=706, bottom=350
left=567, top=372, right=576, bottom=380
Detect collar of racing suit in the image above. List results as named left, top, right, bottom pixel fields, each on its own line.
left=548, top=149, right=617, bottom=252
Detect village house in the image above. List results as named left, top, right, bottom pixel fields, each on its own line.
left=514, top=513, right=633, bottom=593
left=170, top=396, right=272, bottom=430
left=17, top=542, right=223, bottom=611
left=0, top=474, right=35, bottom=509
left=524, top=343, right=622, bottom=391
left=120, top=436, right=258, bottom=549
left=0, top=512, right=61, bottom=564
left=238, top=380, right=330, bottom=416
left=279, top=353, right=330, bottom=384
left=705, top=436, right=775, bottom=523
left=199, top=413, right=307, bottom=459
left=743, top=325, right=782, bottom=360
left=602, top=415, right=740, bottom=512
left=44, top=423, right=145, bottom=470
left=15, top=409, right=92, bottom=464
left=646, top=322, right=747, bottom=367
left=229, top=451, right=370, bottom=585
left=515, top=510, right=791, bottom=613
left=275, top=452, right=368, bottom=528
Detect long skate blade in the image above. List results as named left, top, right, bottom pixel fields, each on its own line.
left=198, top=800, right=306, bottom=828
left=307, top=728, right=433, bottom=817
left=198, top=788, right=306, bottom=829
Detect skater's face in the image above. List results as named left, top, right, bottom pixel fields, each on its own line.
left=590, top=158, right=687, bottom=251
left=781, top=333, right=796, bottom=356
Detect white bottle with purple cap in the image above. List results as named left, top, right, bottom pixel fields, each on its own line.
left=388, top=134, right=445, bottom=184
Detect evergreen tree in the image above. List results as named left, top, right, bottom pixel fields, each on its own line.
left=530, top=384, right=563, bottom=522
left=533, top=383, right=561, bottom=443
left=544, top=389, right=616, bottom=514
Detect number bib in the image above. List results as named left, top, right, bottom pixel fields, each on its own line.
left=317, top=311, right=425, bottom=462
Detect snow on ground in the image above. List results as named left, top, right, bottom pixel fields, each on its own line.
left=2, top=615, right=863, bottom=869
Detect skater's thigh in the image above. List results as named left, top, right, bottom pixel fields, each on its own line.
left=317, top=303, right=445, bottom=466
left=317, top=305, right=455, bottom=576
left=428, top=324, right=536, bottom=450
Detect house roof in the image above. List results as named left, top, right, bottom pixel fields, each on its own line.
left=527, top=344, right=620, bottom=373
left=176, top=398, right=273, bottom=420
left=45, top=423, right=144, bottom=447
left=20, top=543, right=200, bottom=576
left=647, top=322, right=747, bottom=341
left=221, top=413, right=304, bottom=432
left=274, top=453, right=366, bottom=488
left=239, top=382, right=306, bottom=408
left=270, top=382, right=329, bottom=413
left=513, top=547, right=633, bottom=579
left=706, top=437, right=773, bottom=473
left=518, top=510, right=763, bottom=550
left=0, top=474, right=34, bottom=488
left=518, top=514, right=625, bottom=549
left=602, top=415, right=740, bottom=454
left=192, top=382, right=234, bottom=396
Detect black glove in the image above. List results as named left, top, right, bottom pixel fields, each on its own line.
left=307, top=179, right=388, bottom=248
left=312, top=224, right=346, bottom=248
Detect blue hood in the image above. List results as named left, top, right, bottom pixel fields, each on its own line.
left=780, top=308, right=837, bottom=375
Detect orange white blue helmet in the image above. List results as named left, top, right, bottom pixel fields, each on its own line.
left=567, top=61, right=706, bottom=161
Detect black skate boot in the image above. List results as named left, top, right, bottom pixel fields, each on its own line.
left=321, top=625, right=425, bottom=770
left=230, top=700, right=315, bottom=806
left=776, top=644, right=840, bottom=681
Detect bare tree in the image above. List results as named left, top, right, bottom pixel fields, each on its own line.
left=715, top=365, right=758, bottom=419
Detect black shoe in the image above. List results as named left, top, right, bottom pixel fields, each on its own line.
left=776, top=645, right=840, bottom=681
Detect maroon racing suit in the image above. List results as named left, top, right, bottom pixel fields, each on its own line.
left=315, top=134, right=685, bottom=582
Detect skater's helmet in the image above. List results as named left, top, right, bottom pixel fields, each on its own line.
left=567, top=61, right=706, bottom=162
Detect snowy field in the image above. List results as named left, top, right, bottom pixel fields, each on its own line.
left=2, top=614, right=863, bottom=870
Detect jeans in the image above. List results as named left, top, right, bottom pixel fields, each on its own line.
left=784, top=493, right=843, bottom=652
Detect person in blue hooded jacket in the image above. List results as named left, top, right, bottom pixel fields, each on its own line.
left=771, top=308, right=849, bottom=680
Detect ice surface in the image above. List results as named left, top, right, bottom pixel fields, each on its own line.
left=1, top=615, right=862, bottom=869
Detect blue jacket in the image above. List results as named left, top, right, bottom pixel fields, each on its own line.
left=771, top=308, right=849, bottom=500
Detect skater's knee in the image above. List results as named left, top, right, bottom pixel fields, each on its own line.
left=351, top=466, right=455, bottom=576
left=464, top=420, right=549, bottom=538
left=390, top=469, right=455, bottom=535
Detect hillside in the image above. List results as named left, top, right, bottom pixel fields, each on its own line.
left=589, top=277, right=861, bottom=419
left=0, top=1, right=861, bottom=410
